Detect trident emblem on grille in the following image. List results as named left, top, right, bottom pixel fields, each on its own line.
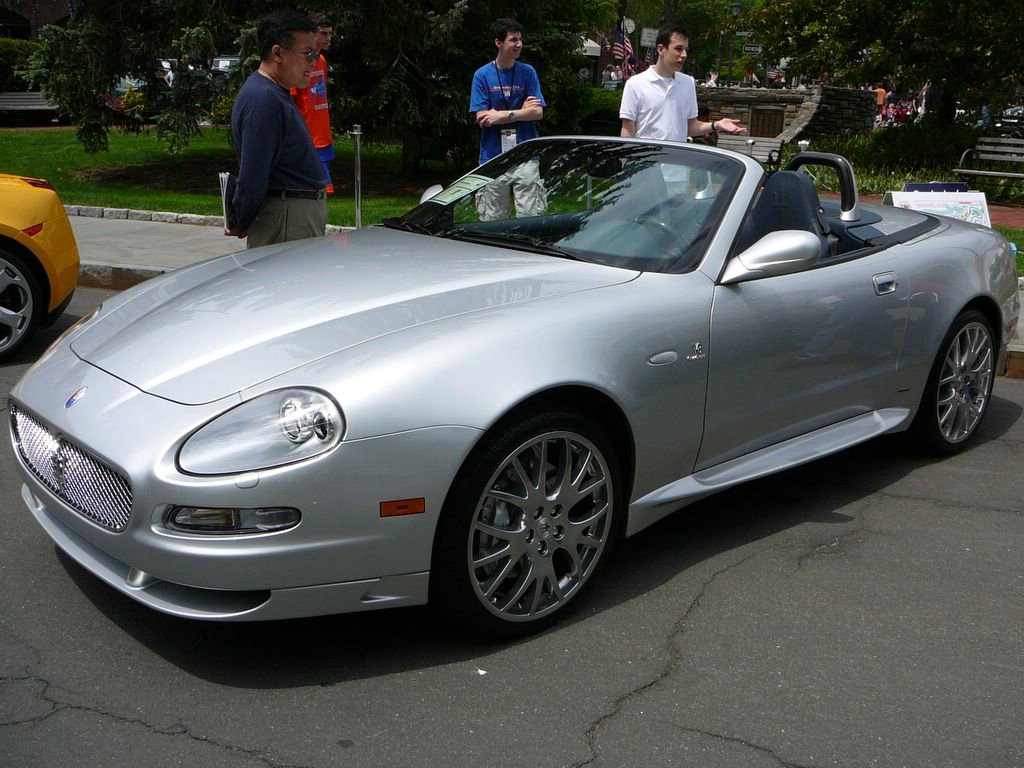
left=51, top=445, right=69, bottom=491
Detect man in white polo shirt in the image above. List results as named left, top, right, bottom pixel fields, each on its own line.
left=620, top=24, right=744, bottom=142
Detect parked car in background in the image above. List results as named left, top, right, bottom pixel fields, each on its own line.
left=0, top=173, right=78, bottom=359
left=211, top=54, right=241, bottom=80
left=994, top=105, right=1024, bottom=137
left=9, top=137, right=1019, bottom=638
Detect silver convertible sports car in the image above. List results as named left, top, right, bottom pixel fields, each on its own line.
left=10, top=137, right=1020, bottom=637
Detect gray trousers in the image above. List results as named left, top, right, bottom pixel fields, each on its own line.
left=246, top=196, right=328, bottom=248
left=474, top=159, right=548, bottom=221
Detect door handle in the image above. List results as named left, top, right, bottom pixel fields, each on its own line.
left=873, top=272, right=898, bottom=295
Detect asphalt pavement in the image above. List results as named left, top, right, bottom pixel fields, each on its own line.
left=2, top=289, right=1023, bottom=768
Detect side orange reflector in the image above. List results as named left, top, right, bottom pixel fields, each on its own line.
left=22, top=223, right=43, bottom=237
left=380, top=498, right=426, bottom=517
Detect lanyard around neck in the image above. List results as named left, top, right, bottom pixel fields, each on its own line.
left=494, top=61, right=516, bottom=109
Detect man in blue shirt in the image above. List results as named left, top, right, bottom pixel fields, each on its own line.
left=469, top=18, right=547, bottom=220
left=228, top=9, right=328, bottom=248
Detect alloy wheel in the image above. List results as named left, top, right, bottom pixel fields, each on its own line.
left=935, top=321, right=993, bottom=443
left=467, top=430, right=613, bottom=622
left=0, top=256, right=35, bottom=355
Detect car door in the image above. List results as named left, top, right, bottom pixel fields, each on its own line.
left=696, top=250, right=909, bottom=469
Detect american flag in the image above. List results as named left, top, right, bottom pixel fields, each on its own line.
left=611, top=20, right=634, bottom=75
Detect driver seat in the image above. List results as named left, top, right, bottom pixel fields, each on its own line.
left=735, top=171, right=830, bottom=256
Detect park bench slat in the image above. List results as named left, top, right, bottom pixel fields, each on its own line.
left=955, top=136, right=1024, bottom=187
left=951, top=168, right=1024, bottom=180
left=0, top=91, right=57, bottom=112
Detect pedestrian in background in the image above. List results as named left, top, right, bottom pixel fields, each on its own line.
left=469, top=17, right=547, bottom=220
left=620, top=24, right=744, bottom=142
left=874, top=83, right=887, bottom=118
left=291, top=11, right=336, bottom=195
left=228, top=9, right=328, bottom=248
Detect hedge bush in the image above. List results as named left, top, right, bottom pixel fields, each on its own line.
left=0, top=37, right=39, bottom=92
left=805, top=119, right=979, bottom=172
left=580, top=86, right=624, bottom=136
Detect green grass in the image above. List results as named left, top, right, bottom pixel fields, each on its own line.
left=994, top=226, right=1024, bottom=276
left=0, top=127, right=430, bottom=226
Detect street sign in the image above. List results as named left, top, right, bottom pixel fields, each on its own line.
left=742, top=44, right=763, bottom=54
left=640, top=27, right=658, bottom=48
left=735, top=31, right=751, bottom=37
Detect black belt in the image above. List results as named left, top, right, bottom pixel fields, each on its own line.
left=267, top=188, right=326, bottom=200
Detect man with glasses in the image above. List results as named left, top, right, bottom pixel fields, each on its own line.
left=228, top=9, right=328, bottom=247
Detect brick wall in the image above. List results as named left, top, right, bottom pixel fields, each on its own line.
left=698, top=86, right=876, bottom=141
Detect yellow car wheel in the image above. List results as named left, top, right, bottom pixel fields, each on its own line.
left=0, top=245, right=43, bottom=359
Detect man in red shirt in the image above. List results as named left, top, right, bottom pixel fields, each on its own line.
left=291, top=12, right=335, bottom=194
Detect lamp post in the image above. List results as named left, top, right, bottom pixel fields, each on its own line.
left=726, top=2, right=740, bottom=86
left=717, top=29, right=723, bottom=80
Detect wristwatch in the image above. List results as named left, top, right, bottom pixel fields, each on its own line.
left=711, top=120, right=719, bottom=133
left=508, top=111, right=516, bottom=122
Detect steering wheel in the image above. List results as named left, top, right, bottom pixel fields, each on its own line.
left=634, top=215, right=685, bottom=246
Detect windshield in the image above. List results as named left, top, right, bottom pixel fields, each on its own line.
left=384, top=138, right=745, bottom=273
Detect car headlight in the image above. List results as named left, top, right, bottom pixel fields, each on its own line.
left=179, top=388, right=344, bottom=475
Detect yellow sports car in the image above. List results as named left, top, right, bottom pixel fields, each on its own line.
left=0, top=173, right=79, bottom=358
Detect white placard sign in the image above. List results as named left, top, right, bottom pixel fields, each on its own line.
left=640, top=27, right=658, bottom=48
left=882, top=191, right=991, bottom=228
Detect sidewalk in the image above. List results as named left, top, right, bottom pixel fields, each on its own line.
left=72, top=213, right=239, bottom=290
left=70, top=207, right=347, bottom=291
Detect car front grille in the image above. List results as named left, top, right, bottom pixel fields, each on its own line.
left=10, top=403, right=133, bottom=532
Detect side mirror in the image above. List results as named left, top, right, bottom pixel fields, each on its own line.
left=721, top=230, right=823, bottom=284
left=419, top=184, right=444, bottom=204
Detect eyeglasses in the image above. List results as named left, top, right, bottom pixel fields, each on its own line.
left=286, top=48, right=318, bottom=64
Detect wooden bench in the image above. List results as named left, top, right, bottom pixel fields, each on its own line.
left=0, top=91, right=57, bottom=116
left=954, top=136, right=1024, bottom=187
left=715, top=134, right=784, bottom=172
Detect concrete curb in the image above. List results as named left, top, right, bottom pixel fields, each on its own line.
left=67, top=204, right=348, bottom=234
left=68, top=204, right=226, bottom=228
left=1007, top=279, right=1024, bottom=378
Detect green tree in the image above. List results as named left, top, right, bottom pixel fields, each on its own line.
left=329, top=0, right=616, bottom=170
left=26, top=0, right=616, bottom=163
left=601, top=0, right=745, bottom=83
left=25, top=0, right=245, bottom=152
left=744, top=0, right=1023, bottom=114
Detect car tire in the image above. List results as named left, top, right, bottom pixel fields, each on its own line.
left=432, top=408, right=622, bottom=638
left=909, top=310, right=995, bottom=455
left=0, top=245, right=43, bottom=360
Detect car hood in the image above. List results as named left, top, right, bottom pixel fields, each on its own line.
left=71, top=228, right=636, bottom=404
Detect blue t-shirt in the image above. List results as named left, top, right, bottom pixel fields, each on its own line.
left=470, top=61, right=545, bottom=164
left=230, top=71, right=327, bottom=231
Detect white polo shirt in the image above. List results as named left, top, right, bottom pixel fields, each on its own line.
left=619, top=68, right=698, bottom=141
